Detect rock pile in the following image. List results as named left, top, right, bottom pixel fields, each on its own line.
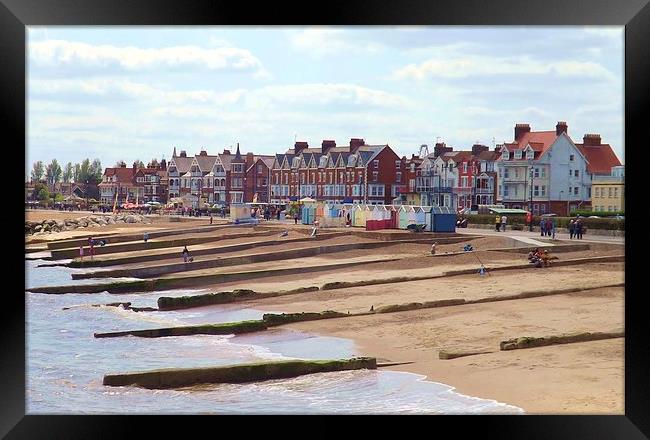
left=25, top=214, right=150, bottom=236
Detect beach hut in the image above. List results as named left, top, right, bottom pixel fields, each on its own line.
left=414, top=206, right=427, bottom=226
left=421, top=206, right=433, bottom=231
left=352, top=204, right=365, bottom=227
left=398, top=205, right=413, bottom=229
left=431, top=206, right=457, bottom=232
left=386, top=205, right=398, bottom=229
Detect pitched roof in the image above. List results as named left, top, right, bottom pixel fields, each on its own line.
left=195, top=155, right=218, bottom=172
left=169, top=155, right=192, bottom=173
left=575, top=143, right=622, bottom=174
left=477, top=150, right=500, bottom=161
left=103, top=167, right=134, bottom=183
left=218, top=153, right=234, bottom=170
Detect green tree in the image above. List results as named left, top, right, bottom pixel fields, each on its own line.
left=31, top=161, right=45, bottom=182
left=62, top=162, right=73, bottom=183
left=80, top=158, right=91, bottom=183
left=54, top=193, right=64, bottom=202
left=115, top=160, right=126, bottom=167
left=73, top=163, right=81, bottom=183
left=45, top=159, right=62, bottom=185
left=90, top=158, right=103, bottom=184
left=133, top=160, right=144, bottom=169
left=148, top=158, right=159, bottom=168
left=34, top=182, right=49, bottom=200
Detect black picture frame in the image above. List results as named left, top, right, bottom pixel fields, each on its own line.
left=4, top=0, right=647, bottom=437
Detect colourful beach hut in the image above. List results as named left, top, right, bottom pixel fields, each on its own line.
left=414, top=206, right=427, bottom=226
left=431, top=206, right=457, bottom=232
left=353, top=204, right=366, bottom=227
left=398, top=205, right=413, bottom=229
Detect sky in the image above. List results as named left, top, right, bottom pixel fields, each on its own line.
left=27, top=26, right=624, bottom=177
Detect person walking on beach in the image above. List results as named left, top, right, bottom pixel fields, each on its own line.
left=79, top=245, right=84, bottom=264
left=143, top=232, right=149, bottom=243
left=540, top=217, right=546, bottom=236
left=495, top=215, right=501, bottom=232
left=209, top=215, right=213, bottom=225
left=500, top=215, right=507, bottom=232
left=181, top=245, right=191, bottom=263
left=569, top=219, right=575, bottom=239
left=88, top=237, right=95, bottom=261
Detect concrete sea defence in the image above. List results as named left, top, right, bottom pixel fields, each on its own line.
left=49, top=229, right=278, bottom=260
left=72, top=239, right=437, bottom=279
left=103, top=357, right=378, bottom=389
left=499, top=331, right=624, bottom=351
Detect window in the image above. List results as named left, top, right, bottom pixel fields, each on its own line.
left=300, top=174, right=305, bottom=184
left=569, top=154, right=575, bottom=161
left=503, top=186, right=509, bottom=196
left=541, top=204, right=546, bottom=213
left=608, top=188, right=613, bottom=197
left=372, top=171, right=378, bottom=182
left=533, top=203, right=539, bottom=213
left=541, top=167, right=546, bottom=178
left=461, top=176, right=468, bottom=187
left=499, top=185, right=502, bottom=196
left=574, top=187, right=579, bottom=195
left=396, top=172, right=402, bottom=182
left=463, top=162, right=468, bottom=173
left=526, top=150, right=534, bottom=160
left=395, top=160, right=401, bottom=169
left=575, top=170, right=579, bottom=177
left=534, top=168, right=539, bottom=178
left=614, top=188, right=618, bottom=197
left=514, top=150, right=522, bottom=159
left=541, top=185, right=546, bottom=196
left=534, top=186, right=539, bottom=196
left=373, top=160, right=379, bottom=169
left=515, top=169, right=519, bottom=179
left=569, top=169, right=573, bottom=177
left=232, top=164, right=243, bottom=173
left=258, top=165, right=263, bottom=174
left=595, top=187, right=600, bottom=197
left=410, top=163, right=415, bottom=172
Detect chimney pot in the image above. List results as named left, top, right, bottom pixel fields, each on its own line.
left=556, top=121, right=568, bottom=136
left=583, top=134, right=602, bottom=146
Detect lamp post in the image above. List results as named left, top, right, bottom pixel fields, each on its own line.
left=528, top=166, right=534, bottom=231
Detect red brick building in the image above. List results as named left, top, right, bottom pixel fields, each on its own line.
left=270, top=138, right=402, bottom=205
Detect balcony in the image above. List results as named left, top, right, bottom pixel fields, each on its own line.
left=502, top=176, right=528, bottom=183
left=474, top=187, right=494, bottom=194
left=433, top=187, right=453, bottom=193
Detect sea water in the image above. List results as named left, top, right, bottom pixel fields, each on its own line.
left=25, top=260, right=523, bottom=414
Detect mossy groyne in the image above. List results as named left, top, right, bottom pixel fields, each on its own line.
left=94, top=320, right=268, bottom=338
left=499, top=331, right=624, bottom=351
left=103, top=357, right=377, bottom=388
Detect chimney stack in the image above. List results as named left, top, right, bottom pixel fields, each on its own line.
left=583, top=134, right=602, bottom=146
left=321, top=139, right=336, bottom=154
left=180, top=150, right=187, bottom=158
left=350, top=138, right=365, bottom=151
left=514, top=123, right=531, bottom=141
left=433, top=142, right=452, bottom=158
left=223, top=149, right=231, bottom=155
left=199, top=150, right=207, bottom=156
left=294, top=141, right=308, bottom=155
left=556, top=121, right=568, bottom=136
left=471, top=144, right=488, bottom=156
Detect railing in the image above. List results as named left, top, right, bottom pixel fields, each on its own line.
left=433, top=187, right=453, bottom=193
left=474, top=187, right=494, bottom=194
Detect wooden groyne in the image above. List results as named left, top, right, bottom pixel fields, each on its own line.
left=499, top=331, right=624, bottom=351
left=103, top=357, right=377, bottom=389
left=94, top=320, right=268, bottom=338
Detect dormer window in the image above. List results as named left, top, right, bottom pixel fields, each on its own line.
left=502, top=151, right=510, bottom=160
left=514, top=150, right=522, bottom=159
left=526, top=150, right=534, bottom=160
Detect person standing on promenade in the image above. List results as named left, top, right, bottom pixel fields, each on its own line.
left=540, top=217, right=546, bottom=236
left=569, top=219, right=575, bottom=239
left=495, top=214, right=501, bottom=232
left=501, top=215, right=507, bottom=232
left=79, top=245, right=84, bottom=264
left=576, top=220, right=583, bottom=239
left=552, top=218, right=557, bottom=240
left=181, top=245, right=191, bottom=263
left=209, top=215, right=213, bottom=225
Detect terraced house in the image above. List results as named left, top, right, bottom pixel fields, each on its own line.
left=496, top=122, right=621, bottom=216
left=270, top=138, right=402, bottom=205
left=99, top=160, right=168, bottom=205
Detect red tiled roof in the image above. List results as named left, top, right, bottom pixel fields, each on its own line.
left=575, top=143, right=622, bottom=174
left=103, top=167, right=135, bottom=183
left=515, top=130, right=558, bottom=152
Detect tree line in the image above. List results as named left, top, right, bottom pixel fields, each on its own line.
left=30, top=158, right=103, bottom=186
left=30, top=157, right=163, bottom=186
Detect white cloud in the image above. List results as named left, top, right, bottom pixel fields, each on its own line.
left=393, top=56, right=617, bottom=82
left=289, top=28, right=383, bottom=56
left=29, top=39, right=265, bottom=74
